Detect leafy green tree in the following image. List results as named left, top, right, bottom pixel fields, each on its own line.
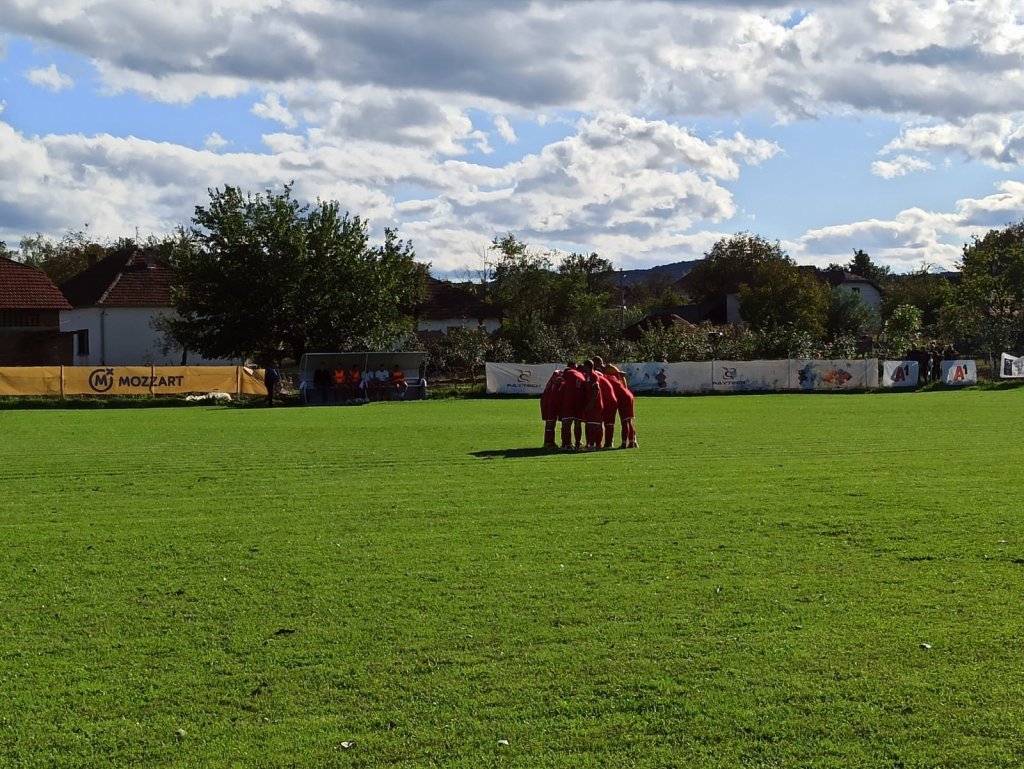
left=884, top=304, right=924, bottom=357
left=19, top=229, right=107, bottom=285
left=684, top=232, right=789, bottom=305
left=846, top=249, right=891, bottom=284
left=826, top=286, right=880, bottom=340
left=168, top=185, right=426, bottom=362
left=942, top=220, right=1024, bottom=355
left=737, top=260, right=828, bottom=338
left=882, top=268, right=951, bottom=329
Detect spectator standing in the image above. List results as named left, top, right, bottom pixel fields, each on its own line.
left=264, top=363, right=281, bottom=407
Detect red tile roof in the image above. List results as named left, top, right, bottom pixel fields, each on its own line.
left=0, top=258, right=73, bottom=310
left=60, top=247, right=175, bottom=307
left=416, top=277, right=498, bottom=320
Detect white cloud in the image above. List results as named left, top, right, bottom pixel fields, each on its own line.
left=872, top=154, right=934, bottom=179
left=25, top=63, right=74, bottom=92
left=251, top=93, right=297, bottom=128
left=882, top=115, right=1024, bottom=168
left=204, top=132, right=229, bottom=150
left=494, top=116, right=516, bottom=144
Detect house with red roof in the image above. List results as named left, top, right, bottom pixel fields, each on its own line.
left=413, top=277, right=501, bottom=337
left=59, top=247, right=235, bottom=366
left=0, top=258, right=74, bottom=365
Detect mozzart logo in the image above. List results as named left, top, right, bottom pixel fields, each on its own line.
left=88, top=368, right=115, bottom=393
left=88, top=368, right=187, bottom=392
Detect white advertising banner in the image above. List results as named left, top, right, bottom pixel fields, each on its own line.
left=486, top=359, right=880, bottom=395
left=1000, top=353, right=1024, bottom=378
left=881, top=360, right=919, bottom=388
left=941, top=359, right=977, bottom=386
left=619, top=362, right=711, bottom=393
left=789, top=359, right=878, bottom=390
left=711, top=360, right=790, bottom=392
left=485, top=362, right=560, bottom=394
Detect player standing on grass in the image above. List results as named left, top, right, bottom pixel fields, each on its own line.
left=559, top=362, right=586, bottom=451
left=604, top=367, right=638, bottom=448
left=581, top=360, right=606, bottom=451
left=540, top=368, right=564, bottom=449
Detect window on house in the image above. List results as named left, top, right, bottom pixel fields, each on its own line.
left=851, top=287, right=860, bottom=295
left=76, top=329, right=90, bottom=356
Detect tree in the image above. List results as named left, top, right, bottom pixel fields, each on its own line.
left=847, top=249, right=890, bottom=284
left=882, top=267, right=951, bottom=329
left=942, top=220, right=1024, bottom=355
left=486, top=234, right=562, bottom=360
left=18, top=229, right=107, bottom=285
left=736, top=260, right=828, bottom=338
left=884, top=304, right=924, bottom=357
left=684, top=232, right=789, bottom=305
left=826, top=286, right=879, bottom=341
left=168, top=185, right=426, bottom=362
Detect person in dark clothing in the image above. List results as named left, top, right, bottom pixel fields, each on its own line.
left=264, top=364, right=281, bottom=406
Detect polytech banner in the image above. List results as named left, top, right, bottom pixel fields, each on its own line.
left=0, top=366, right=267, bottom=397
left=941, top=359, right=977, bottom=386
left=881, top=360, right=920, bottom=388
left=485, top=363, right=560, bottom=395
left=485, top=359, right=879, bottom=395
left=1000, top=353, right=1024, bottom=378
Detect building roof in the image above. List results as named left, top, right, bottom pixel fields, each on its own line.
left=416, top=277, right=499, bottom=320
left=60, top=247, right=174, bottom=308
left=815, top=268, right=882, bottom=291
left=0, top=258, right=73, bottom=310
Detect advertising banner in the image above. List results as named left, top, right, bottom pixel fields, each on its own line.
left=485, top=363, right=560, bottom=395
left=1000, top=353, right=1024, bottom=378
left=485, top=359, right=881, bottom=395
left=790, top=359, right=878, bottom=390
left=0, top=366, right=266, bottom=397
left=711, top=360, right=790, bottom=392
left=0, top=366, right=63, bottom=397
left=619, top=362, right=710, bottom=393
left=881, top=360, right=919, bottom=388
left=940, top=359, right=977, bottom=386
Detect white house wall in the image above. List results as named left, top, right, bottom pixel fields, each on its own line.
left=61, top=307, right=235, bottom=366
left=417, top=317, right=502, bottom=334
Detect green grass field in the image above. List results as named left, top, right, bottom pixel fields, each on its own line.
left=2, top=392, right=1023, bottom=768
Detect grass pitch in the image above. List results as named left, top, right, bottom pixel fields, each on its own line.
left=1, top=392, right=1023, bottom=768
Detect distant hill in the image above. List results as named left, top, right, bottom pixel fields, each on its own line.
left=618, top=259, right=699, bottom=287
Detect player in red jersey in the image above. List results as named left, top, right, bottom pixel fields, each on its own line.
left=580, top=360, right=606, bottom=450
left=595, top=367, right=618, bottom=448
left=539, top=368, right=564, bottom=449
left=559, top=363, right=586, bottom=450
left=604, top=367, right=638, bottom=448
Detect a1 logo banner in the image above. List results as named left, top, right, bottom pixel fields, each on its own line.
left=882, top=360, right=918, bottom=387
left=940, top=359, right=977, bottom=386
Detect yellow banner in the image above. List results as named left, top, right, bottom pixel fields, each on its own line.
left=0, top=367, right=64, bottom=397
left=0, top=366, right=269, bottom=397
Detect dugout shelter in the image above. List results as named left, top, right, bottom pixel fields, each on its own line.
left=298, top=351, right=427, bottom=405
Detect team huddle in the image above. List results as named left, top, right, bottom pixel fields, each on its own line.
left=540, top=356, right=638, bottom=451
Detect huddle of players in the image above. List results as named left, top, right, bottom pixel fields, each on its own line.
left=541, top=355, right=638, bottom=451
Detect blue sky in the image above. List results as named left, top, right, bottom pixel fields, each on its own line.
left=2, top=1, right=1023, bottom=277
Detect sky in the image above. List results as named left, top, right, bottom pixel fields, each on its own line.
left=2, top=0, right=1024, bottom=278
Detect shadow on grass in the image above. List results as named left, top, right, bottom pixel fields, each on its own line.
left=471, top=447, right=560, bottom=459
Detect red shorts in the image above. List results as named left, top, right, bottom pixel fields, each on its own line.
left=617, top=394, right=635, bottom=420
left=602, top=405, right=618, bottom=423
left=541, top=394, right=560, bottom=421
